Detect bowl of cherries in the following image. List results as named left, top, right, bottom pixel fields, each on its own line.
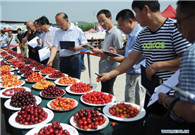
left=70, top=108, right=109, bottom=131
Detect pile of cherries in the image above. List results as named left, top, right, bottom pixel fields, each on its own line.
left=15, top=104, right=47, bottom=125
left=35, top=64, right=46, bottom=71
left=41, top=85, right=65, bottom=97
left=109, top=102, right=140, bottom=118
left=48, top=71, right=65, bottom=78
left=73, top=108, right=106, bottom=130
left=82, top=91, right=113, bottom=104
left=70, top=82, right=92, bottom=93
left=19, top=66, right=32, bottom=74
left=10, top=91, right=36, bottom=107
left=34, top=122, right=70, bottom=135
left=30, top=61, right=40, bottom=67
left=5, top=55, right=13, bottom=60
left=23, top=70, right=34, bottom=78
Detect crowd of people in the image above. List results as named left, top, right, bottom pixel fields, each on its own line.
left=1, top=0, right=195, bottom=133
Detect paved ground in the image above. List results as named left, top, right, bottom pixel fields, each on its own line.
left=1, top=49, right=126, bottom=135
left=80, top=54, right=125, bottom=102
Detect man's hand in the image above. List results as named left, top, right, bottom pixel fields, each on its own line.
left=47, top=45, right=52, bottom=50
left=69, top=47, right=77, bottom=52
left=37, top=38, right=41, bottom=44
left=109, top=47, right=117, bottom=54
left=158, top=93, right=167, bottom=104
left=47, top=60, right=53, bottom=67
left=92, top=48, right=104, bottom=55
left=146, top=63, right=158, bottom=80
left=27, top=29, right=31, bottom=35
left=100, top=52, right=109, bottom=58
left=96, top=72, right=112, bottom=82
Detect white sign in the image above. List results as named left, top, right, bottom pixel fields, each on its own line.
left=38, top=47, right=50, bottom=62
left=147, top=70, right=180, bottom=107
left=28, top=36, right=39, bottom=48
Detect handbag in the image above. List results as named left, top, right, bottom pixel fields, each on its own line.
left=144, top=98, right=195, bottom=135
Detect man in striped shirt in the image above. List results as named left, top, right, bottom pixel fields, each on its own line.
left=98, top=0, right=190, bottom=111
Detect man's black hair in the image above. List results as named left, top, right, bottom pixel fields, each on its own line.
left=132, top=0, right=160, bottom=12
left=97, top=9, right=112, bottom=18
left=56, top=12, right=68, bottom=20
left=34, top=19, right=40, bottom=24
left=1, top=30, right=5, bottom=34
left=39, top=16, right=50, bottom=25
left=17, top=28, right=21, bottom=31
left=116, top=9, right=135, bottom=21
left=177, top=1, right=195, bottom=15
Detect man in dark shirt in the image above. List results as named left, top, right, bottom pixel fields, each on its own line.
left=17, top=28, right=26, bottom=56
left=22, top=21, right=40, bottom=61
left=16, top=28, right=23, bottom=44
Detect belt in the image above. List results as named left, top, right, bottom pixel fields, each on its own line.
left=60, top=54, right=79, bottom=60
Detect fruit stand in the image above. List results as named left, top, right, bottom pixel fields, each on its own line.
left=1, top=48, right=145, bottom=135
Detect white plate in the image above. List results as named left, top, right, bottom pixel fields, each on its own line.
left=9, top=108, right=54, bottom=129
left=47, top=98, right=78, bottom=111
left=0, top=86, right=31, bottom=98
left=4, top=95, right=42, bottom=111
left=65, top=85, right=94, bottom=95
left=40, top=89, right=66, bottom=99
left=33, top=69, right=41, bottom=72
left=21, top=74, right=27, bottom=78
left=26, top=123, right=79, bottom=135
left=70, top=113, right=109, bottom=132
left=54, top=78, right=80, bottom=86
left=10, top=67, right=15, bottom=71
left=0, top=80, right=25, bottom=88
left=45, top=73, right=68, bottom=81
left=80, top=92, right=116, bottom=106
left=17, top=70, right=23, bottom=75
left=102, top=102, right=146, bottom=122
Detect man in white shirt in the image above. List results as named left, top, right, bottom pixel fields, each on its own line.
left=0, top=30, right=7, bottom=48
left=37, top=16, right=59, bottom=69
left=6, top=30, right=18, bottom=51
left=47, top=12, right=88, bottom=79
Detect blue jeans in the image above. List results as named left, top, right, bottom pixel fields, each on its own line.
left=60, top=54, right=81, bottom=79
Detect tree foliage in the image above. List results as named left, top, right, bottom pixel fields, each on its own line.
left=78, top=23, right=98, bottom=31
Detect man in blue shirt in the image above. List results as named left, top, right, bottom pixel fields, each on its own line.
left=108, top=9, right=145, bottom=106
left=47, top=12, right=88, bottom=79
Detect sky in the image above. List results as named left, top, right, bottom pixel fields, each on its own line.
left=1, top=0, right=177, bottom=24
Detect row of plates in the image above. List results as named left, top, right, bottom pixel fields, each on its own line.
left=3, top=92, right=114, bottom=111
left=4, top=93, right=146, bottom=122
left=0, top=77, right=80, bottom=89
left=9, top=101, right=145, bottom=132
left=9, top=108, right=108, bottom=134
left=0, top=84, right=93, bottom=99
